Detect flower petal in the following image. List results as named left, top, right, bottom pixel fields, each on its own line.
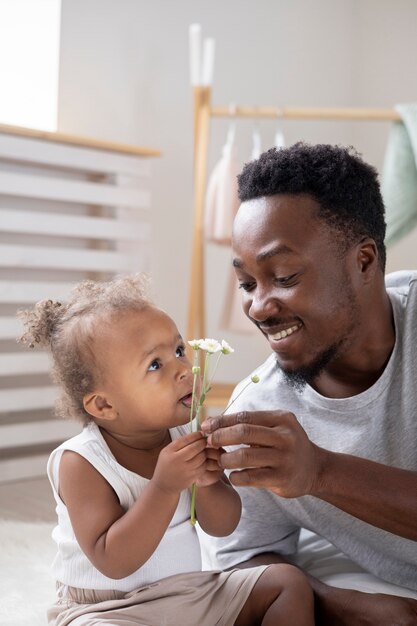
left=221, top=339, right=234, bottom=354
left=200, top=338, right=222, bottom=353
left=188, top=339, right=203, bottom=350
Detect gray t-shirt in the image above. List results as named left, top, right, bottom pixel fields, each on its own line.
left=200, top=270, right=417, bottom=591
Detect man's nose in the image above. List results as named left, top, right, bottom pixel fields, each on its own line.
left=247, top=288, right=280, bottom=322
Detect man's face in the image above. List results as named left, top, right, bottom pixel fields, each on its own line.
left=232, top=193, right=361, bottom=386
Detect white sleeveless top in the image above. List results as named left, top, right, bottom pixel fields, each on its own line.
left=47, top=422, right=202, bottom=591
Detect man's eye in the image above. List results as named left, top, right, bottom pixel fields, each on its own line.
left=238, top=281, right=255, bottom=292
left=275, top=274, right=298, bottom=287
left=176, top=345, right=185, bottom=358
left=148, top=359, right=161, bottom=371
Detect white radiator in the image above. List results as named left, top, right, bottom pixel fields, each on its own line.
left=0, top=127, right=158, bottom=482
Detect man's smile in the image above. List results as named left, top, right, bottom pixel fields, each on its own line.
left=267, top=323, right=302, bottom=342
left=258, top=321, right=303, bottom=343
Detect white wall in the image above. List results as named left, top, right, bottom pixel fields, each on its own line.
left=58, top=0, right=417, bottom=384
left=350, top=0, right=417, bottom=272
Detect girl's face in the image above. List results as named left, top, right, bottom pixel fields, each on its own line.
left=91, top=307, right=194, bottom=437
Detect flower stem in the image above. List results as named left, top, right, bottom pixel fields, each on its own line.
left=189, top=366, right=199, bottom=429
left=195, top=405, right=202, bottom=431
left=205, top=350, right=222, bottom=393
left=221, top=375, right=259, bottom=415
left=186, top=339, right=240, bottom=526
left=190, top=484, right=197, bottom=526
left=199, top=352, right=211, bottom=404
left=190, top=353, right=204, bottom=525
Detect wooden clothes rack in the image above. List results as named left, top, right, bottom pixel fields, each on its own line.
left=187, top=83, right=399, bottom=408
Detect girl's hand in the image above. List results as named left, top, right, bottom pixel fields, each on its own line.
left=152, top=432, right=207, bottom=494
left=195, top=446, right=225, bottom=487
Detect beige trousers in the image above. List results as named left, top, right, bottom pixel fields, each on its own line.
left=48, top=567, right=267, bottom=626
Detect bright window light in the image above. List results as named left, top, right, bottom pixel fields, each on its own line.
left=0, top=0, right=61, bottom=131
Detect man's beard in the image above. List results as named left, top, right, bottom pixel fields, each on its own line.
left=272, top=265, right=359, bottom=392
left=277, top=342, right=342, bottom=393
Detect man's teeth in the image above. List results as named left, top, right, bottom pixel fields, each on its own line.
left=268, top=324, right=301, bottom=341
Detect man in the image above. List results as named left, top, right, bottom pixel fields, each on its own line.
left=200, top=143, right=417, bottom=624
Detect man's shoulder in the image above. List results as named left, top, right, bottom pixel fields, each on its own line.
left=385, top=270, right=417, bottom=319
left=385, top=269, right=417, bottom=293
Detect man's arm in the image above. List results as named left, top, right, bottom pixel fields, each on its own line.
left=312, top=448, right=417, bottom=541
left=235, top=551, right=417, bottom=626
left=201, top=410, right=417, bottom=541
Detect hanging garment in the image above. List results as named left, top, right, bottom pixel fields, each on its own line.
left=205, top=124, right=257, bottom=333
left=382, top=103, right=417, bottom=247
left=219, top=268, right=258, bottom=334
left=274, top=128, right=285, bottom=149
left=251, top=128, right=262, bottom=160
left=204, top=125, right=240, bottom=246
left=218, top=128, right=259, bottom=334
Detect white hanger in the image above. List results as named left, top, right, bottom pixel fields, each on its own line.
left=274, top=128, right=285, bottom=148
left=226, top=103, right=237, bottom=147
left=251, top=127, right=262, bottom=160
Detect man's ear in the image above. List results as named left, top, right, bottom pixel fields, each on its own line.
left=83, top=392, right=117, bottom=421
left=356, top=238, right=379, bottom=281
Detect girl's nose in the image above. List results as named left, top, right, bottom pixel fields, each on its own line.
left=177, top=362, right=190, bottom=380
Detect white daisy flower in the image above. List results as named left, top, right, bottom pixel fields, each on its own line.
left=220, top=339, right=234, bottom=355
left=188, top=338, right=203, bottom=350
left=200, top=338, right=222, bottom=353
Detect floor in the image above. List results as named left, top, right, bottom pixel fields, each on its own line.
left=0, top=476, right=56, bottom=522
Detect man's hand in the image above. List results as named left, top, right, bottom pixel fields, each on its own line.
left=201, top=410, right=322, bottom=497
left=202, top=410, right=417, bottom=540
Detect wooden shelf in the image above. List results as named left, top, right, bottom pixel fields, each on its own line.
left=0, top=123, right=161, bottom=157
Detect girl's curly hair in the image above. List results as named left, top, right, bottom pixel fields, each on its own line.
left=18, top=274, right=153, bottom=425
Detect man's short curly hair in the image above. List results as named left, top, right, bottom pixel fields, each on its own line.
left=238, top=142, right=386, bottom=270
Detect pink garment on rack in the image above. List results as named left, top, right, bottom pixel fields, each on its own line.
left=204, top=136, right=240, bottom=245
left=219, top=268, right=257, bottom=334
left=205, top=131, right=257, bottom=334
left=214, top=132, right=286, bottom=334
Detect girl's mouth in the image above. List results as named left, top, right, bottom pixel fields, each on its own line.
left=179, top=392, right=193, bottom=408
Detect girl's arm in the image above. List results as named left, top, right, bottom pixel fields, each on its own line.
left=59, top=431, right=207, bottom=580
left=195, top=446, right=242, bottom=536
left=195, top=474, right=242, bottom=536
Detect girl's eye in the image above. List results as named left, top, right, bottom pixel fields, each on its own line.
left=176, top=345, right=185, bottom=358
left=148, top=359, right=161, bottom=371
